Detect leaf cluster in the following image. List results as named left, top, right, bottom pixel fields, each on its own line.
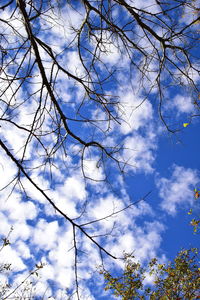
left=101, top=248, right=200, bottom=300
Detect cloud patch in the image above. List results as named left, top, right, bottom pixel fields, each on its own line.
left=157, top=165, right=199, bottom=215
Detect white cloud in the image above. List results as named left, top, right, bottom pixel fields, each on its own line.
left=19, top=175, right=50, bottom=205
left=107, top=220, right=165, bottom=265
left=93, top=32, right=123, bottom=66
left=0, top=245, right=26, bottom=272
left=0, top=192, right=37, bottom=221
left=0, top=10, right=27, bottom=42
left=0, top=151, right=17, bottom=192
left=87, top=194, right=125, bottom=231
left=157, top=165, right=199, bottom=215
left=122, top=131, right=156, bottom=173
left=15, top=241, right=31, bottom=259
left=127, top=0, right=160, bottom=13
left=65, top=51, right=85, bottom=78
left=42, top=174, right=88, bottom=218
left=57, top=175, right=87, bottom=202
left=170, top=95, right=194, bottom=114
left=32, top=219, right=59, bottom=250
left=82, top=158, right=105, bottom=182
left=0, top=212, right=11, bottom=236
left=38, top=3, right=85, bottom=51
left=11, top=222, right=32, bottom=242
left=119, top=90, right=153, bottom=134
left=86, top=194, right=154, bottom=234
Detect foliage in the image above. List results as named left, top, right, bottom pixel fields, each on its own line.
left=100, top=254, right=145, bottom=299
left=188, top=188, right=200, bottom=233
left=100, top=248, right=200, bottom=299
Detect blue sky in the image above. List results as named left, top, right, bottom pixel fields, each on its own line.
left=0, top=0, right=199, bottom=299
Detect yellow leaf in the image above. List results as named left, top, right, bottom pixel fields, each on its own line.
left=183, top=123, right=189, bottom=127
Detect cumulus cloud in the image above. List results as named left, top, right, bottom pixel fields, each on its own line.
left=171, top=95, right=194, bottom=114
left=0, top=245, right=26, bottom=272
left=15, top=241, right=31, bottom=259
left=0, top=192, right=37, bottom=221
left=106, top=220, right=165, bottom=269
left=156, top=165, right=199, bottom=215
left=32, top=219, right=59, bottom=250
left=122, top=130, right=156, bottom=173
left=119, top=90, right=153, bottom=134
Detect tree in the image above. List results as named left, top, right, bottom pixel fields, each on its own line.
left=100, top=248, right=200, bottom=299
left=0, top=0, right=199, bottom=298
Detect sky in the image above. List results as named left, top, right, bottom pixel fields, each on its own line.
left=0, top=0, right=199, bottom=299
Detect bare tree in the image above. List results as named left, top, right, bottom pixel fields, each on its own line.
left=0, top=0, right=199, bottom=298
